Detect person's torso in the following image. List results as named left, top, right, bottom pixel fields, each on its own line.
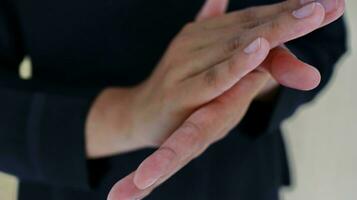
left=14, top=0, right=280, bottom=86
left=13, top=0, right=287, bottom=199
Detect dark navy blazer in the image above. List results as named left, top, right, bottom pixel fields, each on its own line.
left=0, top=0, right=347, bottom=199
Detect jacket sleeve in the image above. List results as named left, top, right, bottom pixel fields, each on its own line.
left=239, top=17, right=348, bottom=135
left=0, top=1, right=101, bottom=190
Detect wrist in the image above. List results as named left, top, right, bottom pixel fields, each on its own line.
left=85, top=87, right=142, bottom=158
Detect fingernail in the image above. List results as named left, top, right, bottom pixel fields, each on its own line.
left=244, top=38, right=261, bottom=54
left=300, top=0, right=337, bottom=13
left=317, top=0, right=337, bottom=13
left=133, top=148, right=176, bottom=190
left=293, top=2, right=316, bottom=19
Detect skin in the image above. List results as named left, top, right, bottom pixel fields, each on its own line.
left=86, top=0, right=331, bottom=158
left=103, top=0, right=345, bottom=199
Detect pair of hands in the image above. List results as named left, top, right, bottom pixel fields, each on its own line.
left=85, top=0, right=344, bottom=199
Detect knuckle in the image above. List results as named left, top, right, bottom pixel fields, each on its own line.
left=227, top=55, right=239, bottom=75
left=164, top=62, right=188, bottom=82
left=181, top=108, right=221, bottom=157
left=203, top=66, right=233, bottom=94
left=181, top=121, right=204, bottom=147
left=279, top=1, right=293, bottom=12
left=268, top=19, right=281, bottom=32
left=223, top=37, right=242, bottom=56
left=242, top=18, right=265, bottom=29
left=183, top=121, right=202, bottom=135
left=239, top=7, right=258, bottom=22
left=204, top=68, right=219, bottom=88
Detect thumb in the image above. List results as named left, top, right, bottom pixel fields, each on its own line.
left=262, top=46, right=321, bottom=91
left=195, top=0, right=229, bottom=21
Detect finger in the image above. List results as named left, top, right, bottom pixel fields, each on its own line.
left=203, top=0, right=344, bottom=29
left=262, top=46, right=321, bottom=91
left=300, top=0, right=345, bottom=26
left=182, top=2, right=325, bottom=107
left=178, top=37, right=270, bottom=109
left=179, top=1, right=341, bottom=82
left=195, top=0, right=344, bottom=50
left=195, top=0, right=229, bottom=21
left=132, top=70, right=269, bottom=192
left=202, top=0, right=298, bottom=29
left=246, top=2, right=325, bottom=49
left=107, top=172, right=157, bottom=200
left=182, top=2, right=324, bottom=81
left=107, top=71, right=269, bottom=199
left=107, top=172, right=142, bottom=200
left=108, top=160, right=186, bottom=200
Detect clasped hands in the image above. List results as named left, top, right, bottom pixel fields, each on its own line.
left=85, top=0, right=345, bottom=199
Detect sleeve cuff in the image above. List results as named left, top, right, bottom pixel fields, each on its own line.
left=26, top=90, right=101, bottom=190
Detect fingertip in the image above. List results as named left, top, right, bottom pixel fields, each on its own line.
left=133, top=161, right=158, bottom=190
left=292, top=65, right=321, bottom=91
left=323, top=0, right=345, bottom=25
left=269, top=50, right=321, bottom=91
left=107, top=173, right=139, bottom=200
left=133, top=148, right=176, bottom=190
left=297, top=2, right=326, bottom=27
left=273, top=63, right=321, bottom=91
left=301, top=65, right=321, bottom=91
left=339, top=0, right=346, bottom=15
left=313, top=2, right=327, bottom=25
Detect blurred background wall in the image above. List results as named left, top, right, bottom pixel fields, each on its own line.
left=0, top=1, right=356, bottom=200
left=281, top=1, right=357, bottom=199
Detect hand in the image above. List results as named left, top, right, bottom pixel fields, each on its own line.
left=86, top=0, right=329, bottom=158
left=107, top=0, right=345, bottom=199
left=132, top=0, right=344, bottom=149
left=108, top=67, right=271, bottom=200
left=257, top=0, right=347, bottom=99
